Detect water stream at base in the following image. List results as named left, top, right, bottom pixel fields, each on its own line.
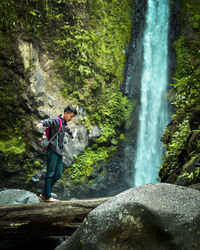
left=134, top=0, right=170, bottom=186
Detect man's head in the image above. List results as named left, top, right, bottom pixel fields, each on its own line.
left=63, top=105, right=77, bottom=122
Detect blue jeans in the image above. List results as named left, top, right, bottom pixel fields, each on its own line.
left=42, top=149, right=63, bottom=199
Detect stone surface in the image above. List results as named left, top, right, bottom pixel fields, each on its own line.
left=0, top=189, right=40, bottom=205
left=88, top=126, right=101, bottom=140
left=56, top=183, right=200, bottom=250
left=63, top=125, right=88, bottom=167
left=17, top=38, right=71, bottom=119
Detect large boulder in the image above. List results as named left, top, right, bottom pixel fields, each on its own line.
left=56, top=183, right=200, bottom=250
left=0, top=189, right=40, bottom=205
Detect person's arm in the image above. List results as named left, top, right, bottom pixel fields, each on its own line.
left=35, top=117, right=60, bottom=131
left=35, top=122, right=43, bottom=130
left=64, top=124, right=73, bottom=138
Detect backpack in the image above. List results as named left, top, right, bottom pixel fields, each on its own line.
left=41, top=117, right=62, bottom=150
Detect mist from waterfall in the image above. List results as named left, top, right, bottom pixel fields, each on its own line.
left=134, top=0, right=170, bottom=186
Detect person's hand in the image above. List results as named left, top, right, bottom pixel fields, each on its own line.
left=35, top=123, right=43, bottom=130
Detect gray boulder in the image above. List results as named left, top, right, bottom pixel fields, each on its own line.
left=88, top=126, right=101, bottom=140
left=63, top=125, right=88, bottom=167
left=56, top=183, right=200, bottom=250
left=0, top=189, right=40, bottom=205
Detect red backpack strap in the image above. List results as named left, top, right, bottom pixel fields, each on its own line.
left=57, top=116, right=62, bottom=130
left=45, top=127, right=50, bottom=140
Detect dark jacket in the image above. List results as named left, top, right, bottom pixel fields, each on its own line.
left=40, top=115, right=72, bottom=156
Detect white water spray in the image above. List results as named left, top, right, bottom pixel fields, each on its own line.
left=134, top=0, right=169, bottom=186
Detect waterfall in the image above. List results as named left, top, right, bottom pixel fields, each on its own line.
left=134, top=0, right=169, bottom=186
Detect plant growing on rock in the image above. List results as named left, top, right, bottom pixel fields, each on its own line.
left=159, top=1, right=200, bottom=185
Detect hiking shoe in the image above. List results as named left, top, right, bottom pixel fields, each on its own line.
left=45, top=197, right=60, bottom=202
left=39, top=194, right=46, bottom=201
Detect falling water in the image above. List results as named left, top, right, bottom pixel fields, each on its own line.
left=134, top=0, right=169, bottom=186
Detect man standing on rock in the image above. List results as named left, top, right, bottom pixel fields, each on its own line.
left=35, top=105, right=77, bottom=202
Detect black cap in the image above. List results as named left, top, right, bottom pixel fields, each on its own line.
left=64, top=105, right=77, bottom=115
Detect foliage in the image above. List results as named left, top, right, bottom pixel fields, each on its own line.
left=171, top=37, right=200, bottom=113
left=0, top=137, right=25, bottom=155
left=95, top=91, right=135, bottom=143
left=54, top=0, right=133, bottom=119
left=0, top=28, right=28, bottom=157
left=23, top=159, right=43, bottom=184
left=0, top=0, right=133, bottom=186
left=63, top=146, right=116, bottom=183
left=161, top=118, right=191, bottom=174
left=159, top=1, right=200, bottom=184
left=50, top=0, right=134, bottom=180
left=182, top=0, right=200, bottom=29
left=179, top=163, right=200, bottom=184
left=53, top=0, right=134, bottom=182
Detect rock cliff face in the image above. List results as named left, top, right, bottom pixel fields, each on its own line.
left=18, top=39, right=68, bottom=119
left=0, top=37, right=91, bottom=195
left=17, top=38, right=89, bottom=165
left=0, top=0, right=133, bottom=198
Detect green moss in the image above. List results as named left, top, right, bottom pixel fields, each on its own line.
left=160, top=118, right=191, bottom=176
left=54, top=0, right=134, bottom=185
left=0, top=137, right=25, bottom=155
left=64, top=145, right=117, bottom=183
left=174, top=36, right=194, bottom=78
left=0, top=30, right=29, bottom=170
left=159, top=0, right=200, bottom=184
left=178, top=156, right=200, bottom=184
left=182, top=0, right=200, bottom=15
left=55, top=0, right=133, bottom=113
left=0, top=0, right=134, bottom=187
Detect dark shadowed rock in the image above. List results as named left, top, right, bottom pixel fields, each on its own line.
left=55, top=183, right=200, bottom=250
left=0, top=189, right=40, bottom=205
